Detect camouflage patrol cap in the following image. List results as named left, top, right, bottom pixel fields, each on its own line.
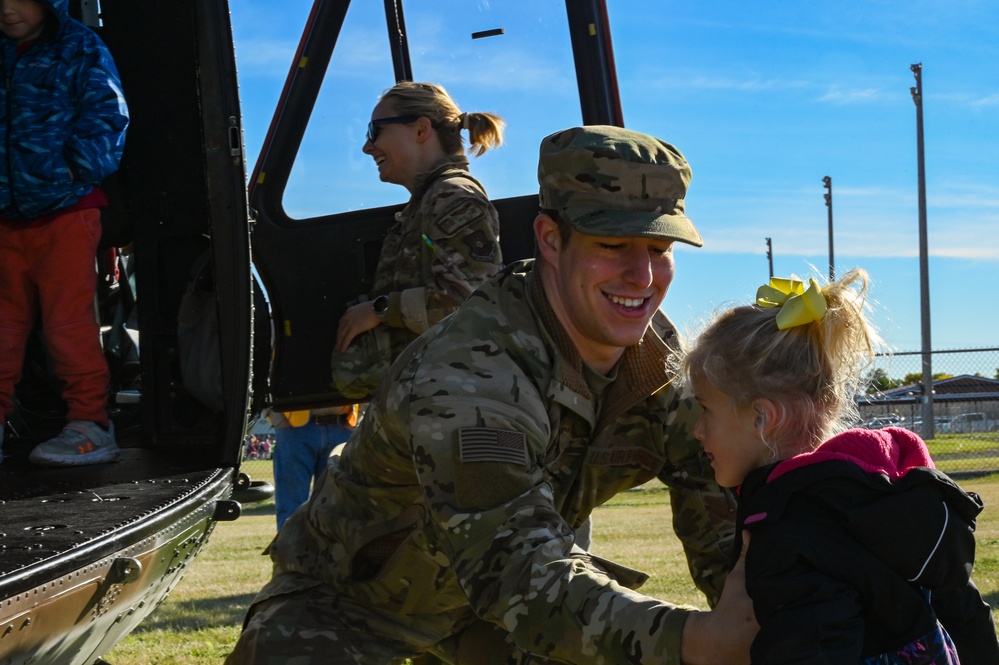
left=538, top=125, right=703, bottom=247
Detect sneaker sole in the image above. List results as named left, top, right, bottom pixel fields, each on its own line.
left=28, top=447, right=122, bottom=467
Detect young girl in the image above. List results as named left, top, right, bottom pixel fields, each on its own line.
left=683, top=268, right=998, bottom=664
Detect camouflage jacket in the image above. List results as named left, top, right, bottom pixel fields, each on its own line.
left=371, top=154, right=502, bottom=337
left=271, top=260, right=737, bottom=664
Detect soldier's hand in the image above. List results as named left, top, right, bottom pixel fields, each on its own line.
left=680, top=531, right=758, bottom=665
left=336, top=301, right=381, bottom=352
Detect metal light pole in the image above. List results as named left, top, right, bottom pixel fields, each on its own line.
left=765, top=237, right=773, bottom=278
left=910, top=63, right=934, bottom=439
left=822, top=176, right=834, bottom=281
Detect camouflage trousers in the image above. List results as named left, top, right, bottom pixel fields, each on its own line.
left=225, top=573, right=563, bottom=665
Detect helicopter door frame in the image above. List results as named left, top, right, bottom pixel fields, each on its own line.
left=248, top=0, right=626, bottom=410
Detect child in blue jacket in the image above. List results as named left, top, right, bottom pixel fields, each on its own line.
left=0, top=0, right=129, bottom=465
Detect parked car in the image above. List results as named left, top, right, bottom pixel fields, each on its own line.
left=908, top=416, right=953, bottom=435
left=950, top=412, right=998, bottom=434
left=863, top=414, right=904, bottom=429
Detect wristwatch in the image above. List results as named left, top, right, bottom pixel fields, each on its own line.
left=372, top=295, right=389, bottom=322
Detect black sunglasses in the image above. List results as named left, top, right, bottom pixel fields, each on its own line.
left=366, top=115, right=419, bottom=143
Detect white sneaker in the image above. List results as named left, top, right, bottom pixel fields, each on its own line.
left=29, top=420, right=120, bottom=466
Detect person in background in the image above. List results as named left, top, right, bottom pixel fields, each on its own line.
left=0, top=0, right=129, bottom=465
left=682, top=268, right=999, bottom=664
left=268, top=406, right=357, bottom=530
left=226, top=125, right=756, bottom=665
left=331, top=81, right=505, bottom=401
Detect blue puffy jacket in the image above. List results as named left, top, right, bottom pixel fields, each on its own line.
left=0, top=0, right=128, bottom=220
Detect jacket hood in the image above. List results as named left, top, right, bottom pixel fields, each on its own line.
left=34, top=0, right=67, bottom=35
left=38, top=0, right=67, bottom=17
left=769, top=426, right=933, bottom=483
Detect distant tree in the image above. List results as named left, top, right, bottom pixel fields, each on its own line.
left=995, top=368, right=999, bottom=380
left=901, top=372, right=953, bottom=386
left=866, top=368, right=901, bottom=394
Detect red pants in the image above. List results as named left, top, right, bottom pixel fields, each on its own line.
left=0, top=210, right=109, bottom=425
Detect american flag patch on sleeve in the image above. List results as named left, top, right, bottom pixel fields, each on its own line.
left=458, top=428, right=528, bottom=465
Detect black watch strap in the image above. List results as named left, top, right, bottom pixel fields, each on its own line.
left=372, top=295, right=389, bottom=322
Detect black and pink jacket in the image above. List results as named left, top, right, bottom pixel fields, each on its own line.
left=736, top=427, right=998, bottom=664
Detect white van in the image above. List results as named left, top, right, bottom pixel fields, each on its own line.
left=950, top=412, right=996, bottom=433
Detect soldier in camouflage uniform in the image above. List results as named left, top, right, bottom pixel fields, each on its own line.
left=227, top=126, right=757, bottom=665
left=332, top=82, right=505, bottom=400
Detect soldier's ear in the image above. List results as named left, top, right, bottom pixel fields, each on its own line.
left=414, top=116, right=434, bottom=144
left=534, top=213, right=561, bottom=266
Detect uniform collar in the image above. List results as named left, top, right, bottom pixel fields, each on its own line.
left=409, top=154, right=471, bottom=202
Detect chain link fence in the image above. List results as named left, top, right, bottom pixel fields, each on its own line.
left=857, top=347, right=999, bottom=478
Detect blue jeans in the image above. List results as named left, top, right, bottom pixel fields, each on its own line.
left=272, top=419, right=352, bottom=529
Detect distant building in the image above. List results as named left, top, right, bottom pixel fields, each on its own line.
left=857, top=374, right=999, bottom=432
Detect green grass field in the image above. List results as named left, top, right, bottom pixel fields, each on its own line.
left=103, top=467, right=999, bottom=664
left=923, top=432, right=999, bottom=476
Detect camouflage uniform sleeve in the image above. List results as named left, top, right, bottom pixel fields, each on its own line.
left=404, top=351, right=701, bottom=664
left=388, top=177, right=503, bottom=333
left=658, top=394, right=738, bottom=607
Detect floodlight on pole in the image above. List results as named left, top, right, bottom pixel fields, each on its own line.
left=765, top=237, right=773, bottom=278
left=822, top=176, right=834, bottom=282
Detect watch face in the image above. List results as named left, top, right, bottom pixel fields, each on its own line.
left=373, top=296, right=389, bottom=313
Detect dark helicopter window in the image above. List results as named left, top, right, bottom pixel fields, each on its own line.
left=281, top=1, right=580, bottom=221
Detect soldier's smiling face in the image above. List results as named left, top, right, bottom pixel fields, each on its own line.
left=362, top=98, right=421, bottom=191
left=536, top=215, right=674, bottom=374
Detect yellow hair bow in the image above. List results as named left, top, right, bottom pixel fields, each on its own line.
left=756, top=277, right=827, bottom=330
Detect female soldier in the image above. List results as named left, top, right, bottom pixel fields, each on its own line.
left=332, top=81, right=505, bottom=399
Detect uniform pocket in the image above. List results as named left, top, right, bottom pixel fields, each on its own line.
left=351, top=524, right=469, bottom=615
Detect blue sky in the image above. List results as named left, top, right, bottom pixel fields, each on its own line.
left=229, top=1, right=998, bottom=363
